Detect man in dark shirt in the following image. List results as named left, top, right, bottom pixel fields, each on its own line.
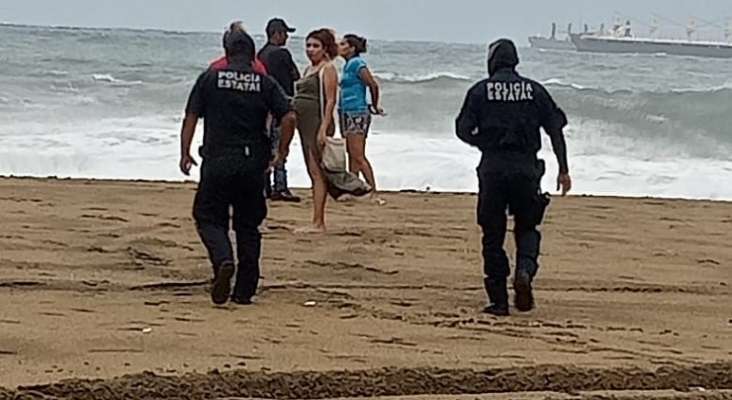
left=257, top=17, right=301, bottom=202
left=179, top=29, right=296, bottom=306
left=456, top=38, right=572, bottom=317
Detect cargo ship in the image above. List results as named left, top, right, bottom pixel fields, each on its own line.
left=528, top=23, right=576, bottom=51
left=570, top=17, right=732, bottom=58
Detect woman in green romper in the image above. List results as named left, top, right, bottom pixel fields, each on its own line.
left=293, top=29, right=371, bottom=233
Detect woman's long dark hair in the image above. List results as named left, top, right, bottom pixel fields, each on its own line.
left=307, top=29, right=338, bottom=59
left=343, top=34, right=367, bottom=56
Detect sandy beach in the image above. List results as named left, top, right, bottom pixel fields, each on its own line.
left=0, top=176, right=730, bottom=399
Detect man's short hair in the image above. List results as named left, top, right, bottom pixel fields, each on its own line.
left=223, top=21, right=245, bottom=47
left=223, top=21, right=254, bottom=59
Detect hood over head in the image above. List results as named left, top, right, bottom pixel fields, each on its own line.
left=487, top=38, right=519, bottom=75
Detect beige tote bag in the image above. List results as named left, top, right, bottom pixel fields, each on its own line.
left=318, top=65, right=348, bottom=172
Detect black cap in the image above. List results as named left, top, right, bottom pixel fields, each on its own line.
left=224, top=29, right=255, bottom=59
left=266, top=18, right=296, bottom=35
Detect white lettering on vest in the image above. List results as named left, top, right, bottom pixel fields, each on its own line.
left=486, top=81, right=534, bottom=102
left=217, top=71, right=261, bottom=92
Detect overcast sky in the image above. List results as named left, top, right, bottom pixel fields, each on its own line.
left=1, top=0, right=730, bottom=43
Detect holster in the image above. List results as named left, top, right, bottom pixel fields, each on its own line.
left=532, top=159, right=551, bottom=226
left=534, top=190, right=551, bottom=226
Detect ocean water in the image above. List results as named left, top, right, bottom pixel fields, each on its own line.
left=2, top=24, right=732, bottom=200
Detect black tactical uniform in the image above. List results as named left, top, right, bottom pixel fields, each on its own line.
left=182, top=30, right=294, bottom=305
left=455, top=39, right=570, bottom=316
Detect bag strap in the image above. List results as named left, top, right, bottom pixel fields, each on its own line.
left=318, top=63, right=340, bottom=131
left=318, top=66, right=326, bottom=118
left=319, top=69, right=324, bottom=118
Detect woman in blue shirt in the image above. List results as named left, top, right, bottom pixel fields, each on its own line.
left=337, top=34, right=384, bottom=197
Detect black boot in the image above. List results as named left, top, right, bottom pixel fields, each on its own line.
left=513, top=269, right=535, bottom=312
left=484, top=277, right=509, bottom=316
left=483, top=304, right=509, bottom=316
left=211, top=262, right=235, bottom=305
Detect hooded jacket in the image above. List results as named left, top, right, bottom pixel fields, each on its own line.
left=455, top=39, right=569, bottom=174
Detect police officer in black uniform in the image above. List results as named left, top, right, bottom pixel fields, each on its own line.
left=179, top=29, right=296, bottom=306
left=456, top=38, right=572, bottom=316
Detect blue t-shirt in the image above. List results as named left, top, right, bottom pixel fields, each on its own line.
left=339, top=56, right=369, bottom=113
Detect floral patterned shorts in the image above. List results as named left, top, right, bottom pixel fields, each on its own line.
left=339, top=111, right=372, bottom=138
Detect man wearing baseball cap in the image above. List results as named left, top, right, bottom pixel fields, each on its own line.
left=258, top=17, right=301, bottom=202
left=179, top=28, right=296, bottom=306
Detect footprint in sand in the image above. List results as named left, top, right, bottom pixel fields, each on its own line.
left=83, top=207, right=109, bottom=211
left=294, top=226, right=326, bottom=234
left=80, top=214, right=129, bottom=223
left=39, top=311, right=66, bottom=317
left=69, top=308, right=95, bottom=314
left=174, top=317, right=205, bottom=323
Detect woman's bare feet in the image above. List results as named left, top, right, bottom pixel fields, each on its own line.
left=366, top=191, right=386, bottom=206
left=294, top=225, right=326, bottom=234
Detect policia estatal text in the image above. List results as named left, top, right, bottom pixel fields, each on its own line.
left=456, top=39, right=572, bottom=316
left=179, top=30, right=296, bottom=305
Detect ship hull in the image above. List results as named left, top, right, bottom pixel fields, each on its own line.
left=570, top=34, right=732, bottom=58
left=528, top=36, right=576, bottom=51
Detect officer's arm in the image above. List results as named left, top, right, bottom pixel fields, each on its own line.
left=264, top=51, right=288, bottom=93
left=282, top=49, right=301, bottom=81
left=270, top=49, right=299, bottom=88
left=180, top=73, right=206, bottom=159
left=537, top=86, right=569, bottom=174
left=263, top=77, right=297, bottom=157
left=455, top=86, right=481, bottom=146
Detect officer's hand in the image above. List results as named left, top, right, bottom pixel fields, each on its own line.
left=179, top=154, right=197, bottom=176
left=557, top=173, right=572, bottom=196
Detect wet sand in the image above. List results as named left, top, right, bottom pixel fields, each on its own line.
left=0, top=177, right=730, bottom=399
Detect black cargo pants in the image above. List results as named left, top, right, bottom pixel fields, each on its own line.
left=192, top=147, right=268, bottom=301
left=477, top=159, right=550, bottom=307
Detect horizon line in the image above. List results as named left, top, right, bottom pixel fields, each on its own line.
left=0, top=21, right=506, bottom=47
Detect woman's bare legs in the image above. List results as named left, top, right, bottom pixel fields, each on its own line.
left=296, top=150, right=328, bottom=233
left=346, top=132, right=376, bottom=192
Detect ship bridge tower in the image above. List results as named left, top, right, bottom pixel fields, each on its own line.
left=725, top=19, right=732, bottom=42
left=623, top=20, right=633, bottom=37
left=612, top=13, right=622, bottom=36
left=649, top=17, right=659, bottom=38
left=686, top=19, right=696, bottom=41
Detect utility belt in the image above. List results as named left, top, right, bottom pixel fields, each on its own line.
left=198, top=141, right=270, bottom=160
left=479, top=152, right=544, bottom=179
left=479, top=153, right=550, bottom=226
